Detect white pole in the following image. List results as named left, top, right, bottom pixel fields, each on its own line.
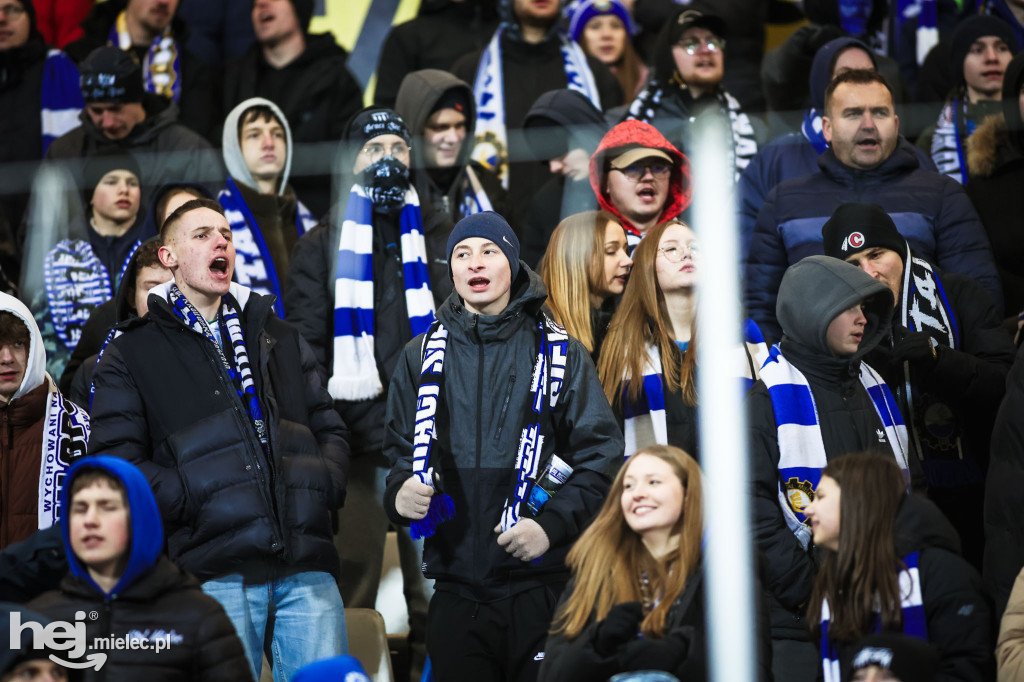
left=693, top=114, right=758, bottom=682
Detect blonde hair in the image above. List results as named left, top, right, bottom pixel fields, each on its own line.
left=540, top=210, right=622, bottom=352
left=552, top=445, right=703, bottom=639
left=598, top=219, right=698, bottom=409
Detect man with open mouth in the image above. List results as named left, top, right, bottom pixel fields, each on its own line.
left=88, top=197, right=350, bottom=681
left=745, top=68, right=1002, bottom=342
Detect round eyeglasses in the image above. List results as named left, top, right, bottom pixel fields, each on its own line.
left=676, top=36, right=724, bottom=55
left=658, top=242, right=699, bottom=262
left=611, top=162, right=672, bottom=182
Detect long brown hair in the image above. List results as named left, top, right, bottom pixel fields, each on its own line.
left=540, top=210, right=622, bottom=352
left=552, top=445, right=703, bottom=639
left=807, top=452, right=908, bottom=642
left=598, top=219, right=697, bottom=409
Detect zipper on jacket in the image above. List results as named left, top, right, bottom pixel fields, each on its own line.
left=493, top=375, right=516, bottom=443
left=473, top=313, right=484, bottom=585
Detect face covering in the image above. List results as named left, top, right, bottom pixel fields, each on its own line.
left=839, top=0, right=872, bottom=37
left=362, top=156, right=410, bottom=215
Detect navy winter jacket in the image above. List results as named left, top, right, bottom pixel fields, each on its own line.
left=744, top=140, right=1001, bottom=340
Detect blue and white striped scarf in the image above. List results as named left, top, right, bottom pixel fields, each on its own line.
left=760, top=345, right=909, bottom=548
left=895, top=0, right=939, bottom=65
left=802, top=108, right=829, bottom=155
left=820, top=552, right=928, bottom=682
left=40, top=380, right=90, bottom=530
left=622, top=319, right=768, bottom=457
left=43, top=239, right=137, bottom=351
left=218, top=176, right=316, bottom=318
left=109, top=11, right=181, bottom=101
left=471, top=26, right=601, bottom=188
left=330, top=184, right=434, bottom=401
left=409, top=316, right=569, bottom=539
left=41, top=50, right=83, bottom=155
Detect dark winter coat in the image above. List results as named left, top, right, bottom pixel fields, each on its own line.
left=222, top=34, right=363, bottom=217
left=744, top=140, right=1001, bottom=341
left=44, top=94, right=217, bottom=204
left=984, top=341, right=1024, bottom=616
left=0, top=382, right=50, bottom=548
left=88, top=283, right=349, bottom=582
left=373, top=0, right=499, bottom=108
left=382, top=267, right=624, bottom=601
left=0, top=524, right=66, bottom=603
left=748, top=256, right=904, bottom=641
left=63, top=0, right=221, bottom=143
left=29, top=456, right=252, bottom=681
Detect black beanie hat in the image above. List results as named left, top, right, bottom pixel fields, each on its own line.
left=446, top=211, right=521, bottom=281
left=79, top=46, right=144, bottom=103
left=821, top=203, right=907, bottom=263
left=842, top=634, right=940, bottom=682
left=346, top=107, right=411, bottom=147
left=83, top=149, right=142, bottom=200
left=949, top=15, right=1019, bottom=83
left=289, top=0, right=314, bottom=33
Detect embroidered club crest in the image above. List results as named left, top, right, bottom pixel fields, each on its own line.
left=842, top=231, right=865, bottom=252
left=785, top=477, right=815, bottom=521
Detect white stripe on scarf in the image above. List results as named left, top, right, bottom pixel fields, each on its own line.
left=330, top=184, right=434, bottom=401
left=41, top=50, right=83, bottom=155
left=471, top=26, right=601, bottom=188
left=760, top=346, right=909, bottom=549
left=622, top=343, right=668, bottom=457
left=39, top=377, right=90, bottom=529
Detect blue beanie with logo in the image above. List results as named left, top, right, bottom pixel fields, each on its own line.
left=446, top=211, right=520, bottom=280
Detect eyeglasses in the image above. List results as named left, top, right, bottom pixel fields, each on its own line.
left=658, top=242, right=699, bottom=262
left=611, top=162, right=671, bottom=182
left=676, top=36, right=724, bottom=55
left=359, top=141, right=411, bottom=162
left=0, top=4, right=26, bottom=16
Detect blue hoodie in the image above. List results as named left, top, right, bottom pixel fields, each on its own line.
left=60, top=456, right=164, bottom=597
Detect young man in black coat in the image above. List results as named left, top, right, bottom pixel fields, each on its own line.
left=821, top=202, right=1016, bottom=571
left=88, top=198, right=350, bottom=682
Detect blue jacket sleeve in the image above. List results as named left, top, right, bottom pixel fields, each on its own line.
left=744, top=186, right=788, bottom=342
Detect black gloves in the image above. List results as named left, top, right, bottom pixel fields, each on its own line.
left=618, top=626, right=695, bottom=672
left=891, top=326, right=939, bottom=368
left=593, top=601, right=644, bottom=656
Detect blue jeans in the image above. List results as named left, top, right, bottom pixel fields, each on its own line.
left=202, top=571, right=348, bottom=681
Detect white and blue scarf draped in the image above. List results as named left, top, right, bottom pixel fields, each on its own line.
left=218, top=177, right=316, bottom=318
left=458, top=166, right=495, bottom=218
left=39, top=380, right=91, bottom=530
left=760, top=345, right=909, bottom=548
left=109, top=10, right=181, bottom=101
left=802, top=108, right=829, bottom=154
left=43, top=239, right=137, bottom=351
left=168, top=285, right=268, bottom=449
left=472, top=26, right=601, bottom=188
left=622, top=319, right=768, bottom=457
left=41, top=50, right=84, bottom=155
left=820, top=552, right=928, bottom=682
left=930, top=98, right=973, bottom=185
left=898, top=248, right=967, bottom=486
left=895, top=0, right=939, bottom=65
left=409, top=316, right=569, bottom=539
left=330, top=184, right=434, bottom=401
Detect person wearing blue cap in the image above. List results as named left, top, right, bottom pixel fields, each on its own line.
left=383, top=211, right=623, bottom=682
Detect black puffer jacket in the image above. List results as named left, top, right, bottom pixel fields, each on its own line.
left=88, top=284, right=350, bottom=582
left=747, top=256, right=904, bottom=641
left=31, top=556, right=253, bottom=682
left=382, top=266, right=624, bottom=601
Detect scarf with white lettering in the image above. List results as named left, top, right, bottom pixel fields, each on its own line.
left=218, top=177, right=316, bottom=318
left=819, top=552, right=928, bottom=682
left=471, top=26, right=601, bottom=188
left=409, top=316, right=569, bottom=538
left=109, top=10, right=181, bottom=101
left=39, top=377, right=91, bottom=530
left=760, top=345, right=909, bottom=548
left=930, top=97, right=972, bottom=185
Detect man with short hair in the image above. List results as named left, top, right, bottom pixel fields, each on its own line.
left=29, top=456, right=252, bottom=680
left=744, top=69, right=1002, bottom=340
left=45, top=46, right=213, bottom=200
left=626, top=8, right=759, bottom=181
left=88, top=198, right=350, bottom=681
left=588, top=119, right=692, bottom=248
left=219, top=97, right=317, bottom=318
left=919, top=15, right=1018, bottom=183
left=384, top=211, right=622, bottom=682
left=223, top=0, right=363, bottom=216
left=63, top=0, right=219, bottom=140
left=821, top=202, right=1016, bottom=569
left=0, top=292, right=89, bottom=550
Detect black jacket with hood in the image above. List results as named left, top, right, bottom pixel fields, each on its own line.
left=394, top=69, right=507, bottom=239
left=747, top=256, right=905, bottom=640
left=382, top=266, right=624, bottom=601
left=88, top=283, right=350, bottom=583
left=63, top=0, right=221, bottom=143
left=29, top=456, right=253, bottom=681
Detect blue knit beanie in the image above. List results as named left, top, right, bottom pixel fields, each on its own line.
left=446, top=211, right=520, bottom=280
left=567, top=0, right=637, bottom=43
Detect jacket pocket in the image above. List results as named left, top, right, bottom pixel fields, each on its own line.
left=493, top=374, right=517, bottom=443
